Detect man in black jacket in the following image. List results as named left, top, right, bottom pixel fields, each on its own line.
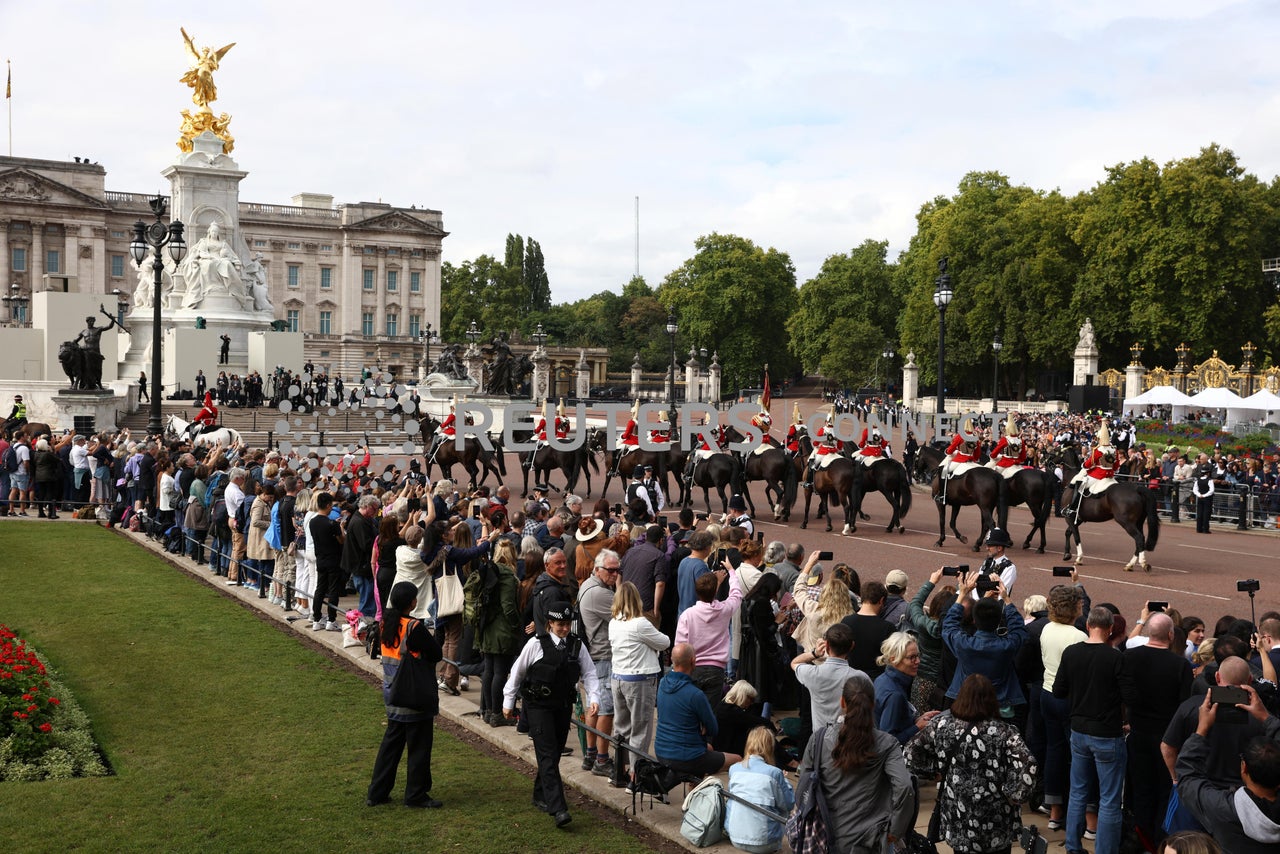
left=1176, top=685, right=1280, bottom=853
left=342, top=494, right=380, bottom=619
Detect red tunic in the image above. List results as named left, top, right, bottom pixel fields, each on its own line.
left=554, top=417, right=570, bottom=440
left=534, top=417, right=548, bottom=442
left=1083, top=448, right=1115, bottom=481
left=621, top=419, right=639, bottom=447
left=991, top=437, right=1027, bottom=468
left=858, top=428, right=886, bottom=458
left=440, top=413, right=456, bottom=437
left=786, top=424, right=803, bottom=454
left=816, top=425, right=842, bottom=455
left=945, top=433, right=976, bottom=464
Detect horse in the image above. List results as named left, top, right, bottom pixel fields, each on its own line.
left=996, top=467, right=1057, bottom=553
left=847, top=455, right=913, bottom=534
left=723, top=427, right=798, bottom=521
left=0, top=419, right=53, bottom=442
left=915, top=445, right=1002, bottom=551
left=419, top=413, right=506, bottom=489
left=1060, top=470, right=1160, bottom=571
left=798, top=436, right=857, bottom=533
left=603, top=442, right=688, bottom=506
left=165, top=413, right=242, bottom=449
left=682, top=452, right=741, bottom=514
left=512, top=429, right=599, bottom=498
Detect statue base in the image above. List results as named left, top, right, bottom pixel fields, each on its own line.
left=51, top=388, right=122, bottom=434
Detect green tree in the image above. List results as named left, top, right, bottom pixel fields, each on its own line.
left=439, top=254, right=523, bottom=341
left=658, top=233, right=798, bottom=391
left=525, top=238, right=551, bottom=312
left=787, top=239, right=895, bottom=379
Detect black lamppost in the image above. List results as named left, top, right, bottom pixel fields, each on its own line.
left=418, top=321, right=436, bottom=371
left=881, top=342, right=895, bottom=396
left=112, top=288, right=129, bottom=326
left=991, top=327, right=1002, bottom=413
left=932, top=258, right=953, bottom=416
left=665, top=306, right=679, bottom=424
left=129, top=195, right=187, bottom=436
left=466, top=320, right=481, bottom=348
left=532, top=322, right=547, bottom=348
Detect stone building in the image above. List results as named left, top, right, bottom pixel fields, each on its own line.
left=0, top=154, right=444, bottom=380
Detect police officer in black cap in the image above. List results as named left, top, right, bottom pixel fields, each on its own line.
left=625, top=465, right=654, bottom=524
left=502, top=601, right=601, bottom=829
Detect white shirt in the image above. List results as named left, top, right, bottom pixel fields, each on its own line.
left=226, top=481, right=246, bottom=529
left=609, top=615, right=670, bottom=675
left=70, top=444, right=90, bottom=471
left=502, top=633, right=601, bottom=713
left=159, top=473, right=177, bottom=512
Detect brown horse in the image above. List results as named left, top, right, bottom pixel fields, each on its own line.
left=799, top=437, right=857, bottom=533
left=1060, top=471, right=1160, bottom=571
left=916, top=445, right=1001, bottom=551
left=0, top=420, right=53, bottom=442
left=419, top=414, right=506, bottom=488
left=724, top=427, right=798, bottom=521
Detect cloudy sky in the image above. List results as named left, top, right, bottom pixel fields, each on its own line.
left=7, top=1, right=1280, bottom=301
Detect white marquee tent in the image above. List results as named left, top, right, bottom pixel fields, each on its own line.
left=1123, top=385, right=1195, bottom=421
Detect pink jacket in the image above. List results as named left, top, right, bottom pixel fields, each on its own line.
left=675, top=569, right=743, bottom=669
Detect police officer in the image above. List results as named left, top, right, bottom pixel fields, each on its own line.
left=502, top=602, right=602, bottom=829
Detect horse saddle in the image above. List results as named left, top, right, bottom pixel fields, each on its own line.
left=986, top=462, right=1024, bottom=480
left=1081, top=477, right=1118, bottom=496
left=751, top=442, right=773, bottom=456
left=949, top=461, right=980, bottom=477
left=815, top=454, right=841, bottom=470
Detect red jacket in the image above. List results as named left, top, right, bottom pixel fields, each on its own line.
left=1083, top=448, right=1115, bottom=480
left=858, top=428, right=885, bottom=457
left=816, top=425, right=842, bottom=455
left=945, top=433, right=976, bottom=463
left=621, top=419, right=639, bottom=446
left=440, top=413, right=456, bottom=436
left=991, top=436, right=1026, bottom=467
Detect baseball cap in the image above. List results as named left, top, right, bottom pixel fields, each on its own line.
left=885, top=569, right=909, bottom=592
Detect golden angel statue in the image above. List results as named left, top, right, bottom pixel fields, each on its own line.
left=179, top=27, right=235, bottom=109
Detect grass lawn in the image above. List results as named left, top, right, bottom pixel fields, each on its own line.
left=0, top=523, right=654, bottom=853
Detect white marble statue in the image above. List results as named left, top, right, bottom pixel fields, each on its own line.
left=1077, top=317, right=1096, bottom=350
left=131, top=255, right=176, bottom=310
left=180, top=221, right=248, bottom=309
left=244, top=252, right=272, bottom=312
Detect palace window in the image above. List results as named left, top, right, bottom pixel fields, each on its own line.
left=286, top=309, right=299, bottom=332
left=46, top=250, right=60, bottom=274
left=319, top=310, right=332, bottom=335
left=12, top=247, right=26, bottom=271
left=410, top=272, right=421, bottom=292
left=387, top=270, right=398, bottom=291
left=320, top=267, right=332, bottom=289
left=361, top=312, right=374, bottom=336
left=111, top=255, right=125, bottom=277
left=363, top=269, right=374, bottom=290
left=385, top=313, right=398, bottom=337
left=288, top=265, right=300, bottom=287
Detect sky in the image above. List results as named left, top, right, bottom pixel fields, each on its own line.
left=6, top=1, right=1280, bottom=302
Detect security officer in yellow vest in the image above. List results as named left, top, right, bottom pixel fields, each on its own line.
left=502, top=601, right=602, bottom=829
left=5, top=395, right=27, bottom=434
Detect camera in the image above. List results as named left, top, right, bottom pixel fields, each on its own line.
left=1051, top=566, right=1074, bottom=577
left=1146, top=601, right=1168, bottom=613
left=817, top=551, right=834, bottom=562
left=1238, top=579, right=1261, bottom=594
left=942, top=564, right=968, bottom=577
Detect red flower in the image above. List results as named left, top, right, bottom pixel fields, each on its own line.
left=48, top=697, right=60, bottom=705
left=38, top=723, right=51, bottom=733
left=27, top=704, right=38, bottom=712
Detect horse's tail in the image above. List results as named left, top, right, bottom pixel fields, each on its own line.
left=1143, top=486, right=1161, bottom=551
left=782, top=454, right=798, bottom=513
left=897, top=465, right=912, bottom=520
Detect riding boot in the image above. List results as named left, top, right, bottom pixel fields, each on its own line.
left=936, top=475, right=947, bottom=505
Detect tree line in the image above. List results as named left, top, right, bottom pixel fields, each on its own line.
left=443, top=145, right=1280, bottom=400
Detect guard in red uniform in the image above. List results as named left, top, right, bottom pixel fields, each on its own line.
left=987, top=414, right=1027, bottom=473
left=554, top=400, right=570, bottom=441
left=430, top=397, right=458, bottom=459
left=1067, top=420, right=1117, bottom=517
left=189, top=391, right=219, bottom=441
left=785, top=402, right=805, bottom=456
left=750, top=408, right=774, bottom=446
left=804, top=407, right=842, bottom=486
left=857, top=426, right=887, bottom=462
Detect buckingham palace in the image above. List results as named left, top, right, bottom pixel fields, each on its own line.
left=0, top=153, right=444, bottom=381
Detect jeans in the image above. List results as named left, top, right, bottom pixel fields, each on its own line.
left=209, top=535, right=228, bottom=574
left=1068, top=731, right=1126, bottom=854
left=352, top=575, right=376, bottom=618
left=1040, top=690, right=1072, bottom=806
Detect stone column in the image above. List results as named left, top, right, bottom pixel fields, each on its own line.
left=575, top=349, right=590, bottom=399
left=1125, top=361, right=1145, bottom=409
left=0, top=221, right=9, bottom=298
left=31, top=222, right=44, bottom=289
left=902, top=351, right=919, bottom=410
left=1073, top=342, right=1100, bottom=385
left=707, top=352, right=722, bottom=404
left=630, top=352, right=642, bottom=399
left=684, top=347, right=700, bottom=403
left=532, top=348, right=550, bottom=403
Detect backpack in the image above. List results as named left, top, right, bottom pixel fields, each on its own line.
left=203, top=470, right=228, bottom=507
left=463, top=559, right=499, bottom=629
left=3, top=444, right=18, bottom=473
left=235, top=493, right=253, bottom=533
left=679, top=776, right=725, bottom=847
left=210, top=488, right=230, bottom=538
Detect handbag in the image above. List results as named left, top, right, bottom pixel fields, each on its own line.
left=786, top=724, right=835, bottom=854
left=386, top=619, right=435, bottom=710
left=435, top=562, right=465, bottom=618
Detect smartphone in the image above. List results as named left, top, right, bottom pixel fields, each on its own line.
left=656, top=515, right=667, bottom=529
left=1052, top=566, right=1074, bottom=577
left=942, top=566, right=962, bottom=577
left=695, top=512, right=709, bottom=521
left=1209, top=685, right=1250, bottom=706
left=613, top=503, right=624, bottom=516
left=755, top=531, right=764, bottom=543
left=407, top=497, right=421, bottom=512
left=1147, top=601, right=1168, bottom=612
left=817, top=551, right=834, bottom=561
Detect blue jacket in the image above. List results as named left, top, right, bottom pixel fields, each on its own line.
left=942, top=601, right=1027, bottom=706
left=654, top=669, right=717, bottom=762
left=874, top=665, right=920, bottom=745
left=726, top=755, right=795, bottom=848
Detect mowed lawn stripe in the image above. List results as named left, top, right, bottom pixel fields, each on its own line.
left=0, top=523, right=652, bottom=853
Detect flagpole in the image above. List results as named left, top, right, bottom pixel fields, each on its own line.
left=7, top=60, right=11, bottom=156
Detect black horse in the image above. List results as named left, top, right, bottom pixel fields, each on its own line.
left=682, top=452, right=741, bottom=514
left=604, top=442, right=688, bottom=506
left=724, top=427, right=798, bottom=521
left=798, top=435, right=857, bottom=534
left=847, top=455, right=913, bottom=534
left=513, top=429, right=599, bottom=498
left=996, top=467, right=1058, bottom=553
left=419, top=413, right=506, bottom=488
left=1060, top=469, right=1161, bottom=571
left=916, top=445, right=1001, bottom=551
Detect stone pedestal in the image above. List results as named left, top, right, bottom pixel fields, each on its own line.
left=52, top=389, right=122, bottom=433
left=902, top=351, right=919, bottom=410
left=707, top=354, right=722, bottom=403
left=1073, top=344, right=1099, bottom=386
left=630, top=353, right=642, bottom=400
left=1125, top=364, right=1146, bottom=406
left=575, top=350, right=590, bottom=400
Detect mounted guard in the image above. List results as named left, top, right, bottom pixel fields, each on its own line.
left=429, top=395, right=461, bottom=461
left=985, top=413, right=1027, bottom=479
left=784, top=402, right=805, bottom=457
left=937, top=417, right=980, bottom=503
left=803, top=405, right=843, bottom=487
left=856, top=425, right=889, bottom=466
left=1065, top=419, right=1118, bottom=519
left=186, top=391, right=219, bottom=442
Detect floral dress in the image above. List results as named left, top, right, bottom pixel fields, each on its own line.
left=904, top=712, right=1037, bottom=854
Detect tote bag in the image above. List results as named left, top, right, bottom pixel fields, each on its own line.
left=435, top=564, right=465, bottom=618
left=387, top=620, right=435, bottom=710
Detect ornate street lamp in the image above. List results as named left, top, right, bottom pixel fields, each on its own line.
left=465, top=320, right=481, bottom=347
left=418, top=321, right=435, bottom=370
left=532, top=322, right=547, bottom=349
left=666, top=306, right=679, bottom=423
left=882, top=342, right=895, bottom=396
left=991, top=328, right=1002, bottom=413
left=932, top=258, right=953, bottom=416
left=129, top=195, right=187, bottom=435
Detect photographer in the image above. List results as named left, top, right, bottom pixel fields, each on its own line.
left=942, top=570, right=1028, bottom=730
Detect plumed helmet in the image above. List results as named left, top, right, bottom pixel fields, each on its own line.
left=792, top=402, right=802, bottom=424
left=557, top=398, right=565, bottom=418
left=1096, top=419, right=1113, bottom=449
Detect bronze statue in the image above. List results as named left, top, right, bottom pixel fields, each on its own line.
left=68, top=305, right=123, bottom=390
left=430, top=344, right=470, bottom=381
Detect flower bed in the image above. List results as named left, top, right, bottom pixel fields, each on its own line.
left=1135, top=419, right=1278, bottom=458
left=0, top=625, right=108, bottom=781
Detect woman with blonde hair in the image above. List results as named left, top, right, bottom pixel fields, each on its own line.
left=726, top=726, right=795, bottom=853
left=792, top=551, right=853, bottom=654
left=477, top=537, right=522, bottom=726
left=608, top=581, right=670, bottom=763
left=874, top=631, right=938, bottom=744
